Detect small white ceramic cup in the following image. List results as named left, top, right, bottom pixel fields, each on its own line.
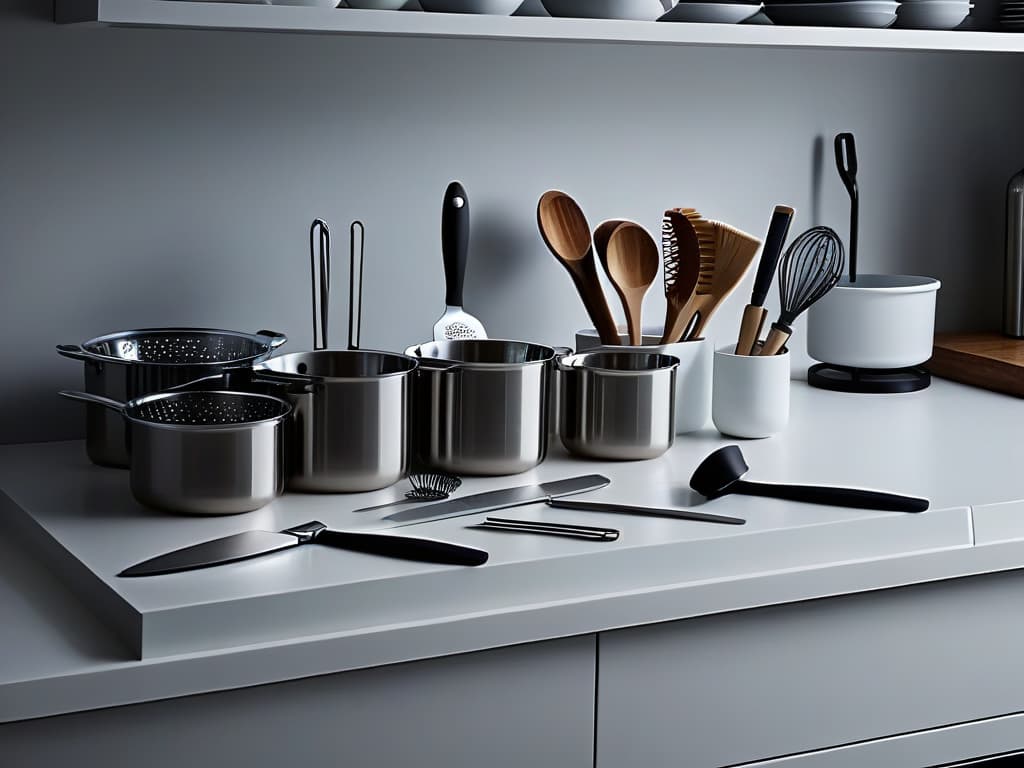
left=712, top=345, right=790, bottom=439
left=575, top=326, right=711, bottom=435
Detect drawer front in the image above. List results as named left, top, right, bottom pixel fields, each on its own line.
left=597, top=572, right=1024, bottom=768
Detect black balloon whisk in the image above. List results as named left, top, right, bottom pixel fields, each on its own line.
left=759, top=226, right=845, bottom=356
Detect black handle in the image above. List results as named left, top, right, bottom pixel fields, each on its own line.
left=751, top=205, right=794, bottom=308
left=441, top=180, right=470, bottom=307
left=834, top=132, right=858, bottom=282
left=733, top=479, right=928, bottom=513
left=315, top=529, right=488, bottom=567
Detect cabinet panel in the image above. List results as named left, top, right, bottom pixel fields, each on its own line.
left=597, top=572, right=1024, bottom=768
left=1, top=635, right=596, bottom=768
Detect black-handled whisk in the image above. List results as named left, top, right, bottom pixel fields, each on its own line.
left=835, top=132, right=859, bottom=283
left=759, top=226, right=845, bottom=356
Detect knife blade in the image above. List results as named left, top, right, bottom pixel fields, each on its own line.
left=383, top=474, right=611, bottom=527
left=118, top=520, right=489, bottom=577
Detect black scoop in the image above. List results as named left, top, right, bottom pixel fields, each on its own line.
left=690, top=446, right=929, bottom=513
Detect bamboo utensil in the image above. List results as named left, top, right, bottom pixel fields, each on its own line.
left=735, top=205, right=795, bottom=355
left=537, top=190, right=620, bottom=345
left=659, top=210, right=702, bottom=345
left=603, top=222, right=660, bottom=345
left=759, top=226, right=845, bottom=356
left=672, top=217, right=762, bottom=342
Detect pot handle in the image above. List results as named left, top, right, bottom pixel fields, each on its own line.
left=255, top=330, right=288, bottom=350
left=56, top=344, right=96, bottom=363
left=162, top=373, right=231, bottom=393
left=552, top=346, right=574, bottom=372
left=413, top=357, right=461, bottom=374
left=59, top=390, right=127, bottom=414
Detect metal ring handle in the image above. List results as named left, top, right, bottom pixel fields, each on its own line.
left=349, top=221, right=365, bottom=352
left=310, top=219, right=331, bottom=351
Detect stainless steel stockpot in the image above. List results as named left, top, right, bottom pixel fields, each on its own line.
left=405, top=339, right=557, bottom=476
left=59, top=390, right=291, bottom=515
left=57, top=328, right=287, bottom=468
left=558, top=351, right=679, bottom=461
left=253, top=350, right=418, bottom=493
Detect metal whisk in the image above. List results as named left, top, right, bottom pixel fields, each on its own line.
left=759, top=226, right=845, bottom=356
left=352, top=472, right=463, bottom=514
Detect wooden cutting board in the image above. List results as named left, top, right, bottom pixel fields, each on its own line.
left=929, top=332, right=1024, bottom=397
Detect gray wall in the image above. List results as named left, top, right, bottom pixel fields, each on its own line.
left=2, top=0, right=1023, bottom=443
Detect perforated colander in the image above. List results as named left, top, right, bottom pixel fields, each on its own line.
left=61, top=390, right=292, bottom=429
left=62, top=328, right=287, bottom=367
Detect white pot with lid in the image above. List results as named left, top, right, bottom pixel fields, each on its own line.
left=807, top=274, right=941, bottom=370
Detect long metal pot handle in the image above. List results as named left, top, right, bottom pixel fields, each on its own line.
left=56, top=344, right=100, bottom=363
left=59, top=390, right=127, bottom=414
left=255, top=330, right=288, bottom=350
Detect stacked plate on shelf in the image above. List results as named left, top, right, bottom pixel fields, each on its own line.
left=658, top=0, right=763, bottom=24
left=999, top=0, right=1024, bottom=28
left=895, top=0, right=971, bottom=28
left=762, top=0, right=900, bottom=27
left=540, top=0, right=668, bottom=19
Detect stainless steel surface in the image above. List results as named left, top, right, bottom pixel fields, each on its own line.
left=383, top=473, right=611, bottom=527
left=255, top=351, right=417, bottom=493
left=1005, top=167, right=1024, bottom=337
left=60, top=390, right=290, bottom=515
left=349, top=220, right=364, bottom=351
left=405, top=339, right=556, bottom=476
left=56, top=328, right=287, bottom=468
left=471, top=517, right=620, bottom=541
left=557, top=351, right=678, bottom=461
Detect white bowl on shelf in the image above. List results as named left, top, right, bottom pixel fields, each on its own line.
left=763, top=1, right=898, bottom=27
left=659, top=2, right=762, bottom=23
left=344, top=0, right=409, bottom=9
left=420, top=0, right=522, bottom=12
left=272, top=0, right=339, bottom=6
left=895, top=0, right=971, bottom=28
left=541, top=0, right=670, bottom=20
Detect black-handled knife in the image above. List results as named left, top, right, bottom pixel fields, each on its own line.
left=118, top=521, right=488, bottom=577
left=735, top=205, right=794, bottom=355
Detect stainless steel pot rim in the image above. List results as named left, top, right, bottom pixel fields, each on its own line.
left=560, top=351, right=681, bottom=373
left=255, top=349, right=419, bottom=381
left=65, top=327, right=287, bottom=367
left=405, top=339, right=556, bottom=369
left=122, top=390, right=293, bottom=431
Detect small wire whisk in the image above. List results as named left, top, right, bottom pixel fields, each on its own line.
left=352, top=472, right=463, bottom=514
left=759, top=226, right=845, bottom=356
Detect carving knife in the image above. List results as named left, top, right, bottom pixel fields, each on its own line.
left=382, top=474, right=611, bottom=527
left=118, top=521, right=489, bottom=577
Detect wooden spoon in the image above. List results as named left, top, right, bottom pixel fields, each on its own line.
left=605, top=222, right=660, bottom=345
left=537, top=191, right=619, bottom=345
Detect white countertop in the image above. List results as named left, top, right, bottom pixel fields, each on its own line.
left=4, top=379, right=1024, bottom=723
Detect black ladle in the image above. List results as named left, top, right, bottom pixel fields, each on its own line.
left=690, top=446, right=928, bottom=513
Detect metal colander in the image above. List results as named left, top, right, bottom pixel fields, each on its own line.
left=127, top=391, right=291, bottom=427
left=82, top=328, right=284, bottom=365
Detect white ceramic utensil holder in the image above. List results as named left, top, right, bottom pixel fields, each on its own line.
left=575, top=327, right=711, bottom=435
left=712, top=345, right=790, bottom=439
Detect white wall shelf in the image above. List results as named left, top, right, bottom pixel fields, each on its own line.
left=56, top=0, right=1024, bottom=54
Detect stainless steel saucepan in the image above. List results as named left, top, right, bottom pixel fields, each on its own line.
left=59, top=390, right=291, bottom=515
left=252, top=220, right=418, bottom=493
left=405, top=339, right=557, bottom=476
left=57, top=328, right=287, bottom=468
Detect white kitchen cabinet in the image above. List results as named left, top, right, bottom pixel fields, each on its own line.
left=729, top=713, right=1024, bottom=767
left=596, top=571, right=1024, bottom=768
left=0, top=635, right=597, bottom=768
